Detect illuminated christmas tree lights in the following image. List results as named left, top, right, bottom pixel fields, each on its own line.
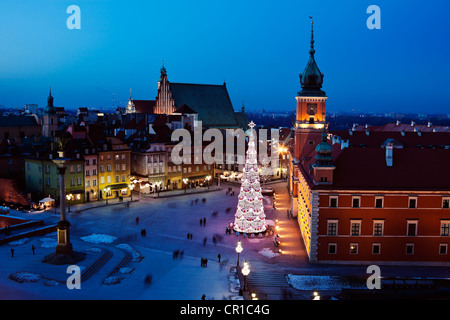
left=233, top=121, right=266, bottom=234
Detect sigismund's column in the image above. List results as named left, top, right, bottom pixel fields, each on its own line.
left=53, top=151, right=73, bottom=255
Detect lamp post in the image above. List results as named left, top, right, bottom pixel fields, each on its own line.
left=235, top=240, right=243, bottom=267
left=183, top=178, right=189, bottom=194
left=313, top=290, right=320, bottom=300
left=128, top=183, right=135, bottom=201
left=103, top=187, right=110, bottom=205
left=242, top=260, right=250, bottom=291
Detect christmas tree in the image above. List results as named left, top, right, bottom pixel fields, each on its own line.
left=233, top=121, right=266, bottom=234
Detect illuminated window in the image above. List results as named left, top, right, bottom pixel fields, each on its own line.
left=350, top=243, right=358, bottom=254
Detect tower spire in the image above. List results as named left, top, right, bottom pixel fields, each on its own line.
left=309, top=16, right=315, bottom=56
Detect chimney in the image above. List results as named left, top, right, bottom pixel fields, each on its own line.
left=386, top=143, right=393, bottom=167
left=396, top=120, right=401, bottom=125
left=427, top=121, right=432, bottom=128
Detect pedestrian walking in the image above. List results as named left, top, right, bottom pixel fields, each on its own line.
left=200, top=257, right=204, bottom=267
left=144, top=274, right=152, bottom=288
left=200, top=219, right=203, bottom=226
left=187, top=233, right=190, bottom=239
left=201, top=294, right=206, bottom=300
left=218, top=253, right=221, bottom=263
left=203, top=237, right=207, bottom=246
left=32, top=245, right=35, bottom=255
left=136, top=216, right=139, bottom=225
left=203, top=217, right=206, bottom=226
left=10, top=248, right=14, bottom=258
left=204, top=258, right=208, bottom=267
left=212, top=236, right=217, bottom=246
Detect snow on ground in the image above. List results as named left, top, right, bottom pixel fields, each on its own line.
left=8, top=238, right=31, bottom=246
left=9, top=272, right=41, bottom=283
left=119, top=267, right=134, bottom=274
left=116, top=243, right=144, bottom=262
left=39, top=237, right=57, bottom=248
left=286, top=274, right=366, bottom=291
left=258, top=248, right=279, bottom=259
left=81, top=234, right=117, bottom=244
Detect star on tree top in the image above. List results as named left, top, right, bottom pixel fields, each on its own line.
left=248, top=121, right=256, bottom=129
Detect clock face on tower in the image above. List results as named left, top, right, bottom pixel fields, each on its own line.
left=307, top=103, right=318, bottom=115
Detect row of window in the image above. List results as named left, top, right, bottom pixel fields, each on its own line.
left=329, top=196, right=450, bottom=209
left=99, top=164, right=127, bottom=173
left=327, top=220, right=450, bottom=237
left=327, top=242, right=449, bottom=255
left=99, top=175, right=127, bottom=185
left=99, top=154, right=127, bottom=161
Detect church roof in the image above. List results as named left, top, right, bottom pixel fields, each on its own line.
left=169, top=83, right=239, bottom=128
left=133, top=100, right=155, bottom=114
left=0, top=115, right=39, bottom=127
left=174, top=103, right=197, bottom=114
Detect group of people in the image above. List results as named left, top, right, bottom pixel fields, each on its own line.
left=225, top=188, right=235, bottom=196
left=200, top=217, right=207, bottom=226
left=200, top=257, right=208, bottom=267
left=173, top=249, right=184, bottom=259
left=140, top=228, right=147, bottom=237
left=10, top=245, right=35, bottom=258
left=189, top=198, right=207, bottom=206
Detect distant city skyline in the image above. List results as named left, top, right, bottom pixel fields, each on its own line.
left=0, top=0, right=449, bottom=114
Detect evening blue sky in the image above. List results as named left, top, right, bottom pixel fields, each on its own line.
left=0, top=0, right=449, bottom=114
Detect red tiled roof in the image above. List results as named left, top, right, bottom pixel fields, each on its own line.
left=331, top=130, right=450, bottom=148
left=328, top=147, right=450, bottom=191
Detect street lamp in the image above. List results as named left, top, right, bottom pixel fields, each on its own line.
left=103, top=187, right=110, bottom=205
left=313, top=291, right=320, bottom=300
left=242, top=260, right=250, bottom=291
left=235, top=240, right=243, bottom=267
left=183, top=178, right=189, bottom=194
left=128, top=184, right=135, bottom=201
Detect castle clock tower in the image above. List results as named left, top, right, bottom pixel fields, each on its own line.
left=294, top=17, right=328, bottom=160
